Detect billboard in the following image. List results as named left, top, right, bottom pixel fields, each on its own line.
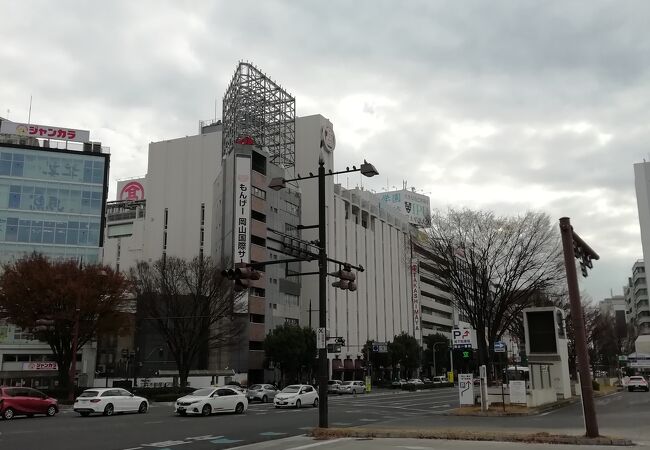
left=526, top=310, right=557, bottom=353
left=378, top=189, right=430, bottom=226
left=0, top=120, right=90, bottom=143
left=117, top=178, right=146, bottom=201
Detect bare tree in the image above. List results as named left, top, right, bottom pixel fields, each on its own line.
left=129, top=256, right=244, bottom=387
left=423, top=208, right=564, bottom=374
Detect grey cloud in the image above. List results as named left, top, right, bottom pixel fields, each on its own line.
left=2, top=0, right=648, bottom=300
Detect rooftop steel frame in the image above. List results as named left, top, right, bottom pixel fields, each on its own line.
left=222, top=62, right=296, bottom=168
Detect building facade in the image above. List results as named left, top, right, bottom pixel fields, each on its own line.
left=624, top=260, right=649, bottom=335
left=0, top=118, right=109, bottom=388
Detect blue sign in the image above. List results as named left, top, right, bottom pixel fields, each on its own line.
left=494, top=341, right=506, bottom=353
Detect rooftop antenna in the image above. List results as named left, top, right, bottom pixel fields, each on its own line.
left=27, top=95, right=32, bottom=124
left=214, top=98, right=217, bottom=122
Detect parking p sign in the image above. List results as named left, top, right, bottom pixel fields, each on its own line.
left=453, top=328, right=473, bottom=349
left=494, top=341, right=506, bottom=353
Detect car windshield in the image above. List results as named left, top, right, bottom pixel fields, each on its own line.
left=249, top=385, right=262, bottom=390
left=282, top=386, right=301, bottom=393
left=79, top=391, right=99, bottom=398
left=191, top=388, right=215, bottom=397
left=341, top=381, right=353, bottom=385
left=631, top=377, right=644, bottom=381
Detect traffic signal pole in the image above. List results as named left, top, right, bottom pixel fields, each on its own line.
left=318, top=158, right=328, bottom=429
left=559, top=217, right=599, bottom=438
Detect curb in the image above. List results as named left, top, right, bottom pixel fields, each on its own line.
left=308, top=427, right=634, bottom=446
left=443, top=389, right=620, bottom=417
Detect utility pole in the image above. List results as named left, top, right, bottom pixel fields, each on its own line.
left=559, top=217, right=599, bottom=438
left=317, top=157, right=328, bottom=428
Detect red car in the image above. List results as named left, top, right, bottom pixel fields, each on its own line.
left=0, top=387, right=58, bottom=419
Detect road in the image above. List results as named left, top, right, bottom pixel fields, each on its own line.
left=0, top=388, right=459, bottom=450
left=364, top=389, right=650, bottom=443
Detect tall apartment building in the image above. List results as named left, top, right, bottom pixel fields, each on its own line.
left=624, top=260, right=649, bottom=334
left=0, top=118, right=109, bottom=388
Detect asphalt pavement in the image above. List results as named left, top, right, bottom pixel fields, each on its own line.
left=0, top=388, right=459, bottom=450
left=362, top=389, right=649, bottom=443
left=2, top=388, right=646, bottom=450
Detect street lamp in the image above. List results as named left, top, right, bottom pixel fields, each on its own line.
left=432, top=341, right=447, bottom=377
left=269, top=156, right=378, bottom=428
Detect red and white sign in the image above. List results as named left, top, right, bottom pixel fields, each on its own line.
left=0, top=120, right=90, bottom=143
left=411, top=258, right=421, bottom=340
left=22, top=361, right=58, bottom=371
left=119, top=181, right=145, bottom=201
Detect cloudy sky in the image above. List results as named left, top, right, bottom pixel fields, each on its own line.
left=1, top=1, right=648, bottom=301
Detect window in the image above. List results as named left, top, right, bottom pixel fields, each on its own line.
left=252, top=187, right=266, bottom=200
left=251, top=210, right=266, bottom=223
left=251, top=287, right=265, bottom=297
left=249, top=341, right=264, bottom=351
left=285, top=223, right=298, bottom=236
left=251, top=235, right=266, bottom=247
left=284, top=201, right=299, bottom=216
left=285, top=318, right=299, bottom=326
left=250, top=314, right=265, bottom=324
left=285, top=294, right=299, bottom=307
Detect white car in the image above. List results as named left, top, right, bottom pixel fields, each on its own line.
left=175, top=387, right=248, bottom=416
left=407, top=378, right=424, bottom=385
left=274, top=384, right=319, bottom=408
left=73, top=388, right=149, bottom=417
left=338, top=381, right=366, bottom=395
left=627, top=376, right=649, bottom=392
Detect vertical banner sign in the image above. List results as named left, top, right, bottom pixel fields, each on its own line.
left=317, top=328, right=326, bottom=349
left=459, top=373, right=474, bottom=406
left=410, top=258, right=422, bottom=342
left=234, top=155, right=252, bottom=313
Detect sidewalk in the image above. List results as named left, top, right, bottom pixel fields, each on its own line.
left=231, top=435, right=640, bottom=450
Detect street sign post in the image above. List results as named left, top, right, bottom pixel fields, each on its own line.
left=371, top=342, right=388, bottom=353
left=494, top=341, right=506, bottom=353
left=458, top=373, right=474, bottom=406
left=317, top=328, right=326, bottom=350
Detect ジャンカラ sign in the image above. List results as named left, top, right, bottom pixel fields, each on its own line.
left=1, top=120, right=90, bottom=143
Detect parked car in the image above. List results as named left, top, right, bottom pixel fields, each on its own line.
left=338, top=381, right=366, bottom=395
left=627, top=376, right=649, bottom=392
left=407, top=379, right=424, bottom=385
left=247, top=384, right=279, bottom=403
left=433, top=376, right=447, bottom=385
left=273, top=384, right=319, bottom=408
left=423, top=378, right=432, bottom=383
left=0, top=387, right=58, bottom=420
left=73, top=388, right=148, bottom=417
left=175, top=387, right=248, bottom=416
left=327, top=380, right=343, bottom=394
left=225, top=381, right=247, bottom=394
left=391, top=379, right=407, bottom=388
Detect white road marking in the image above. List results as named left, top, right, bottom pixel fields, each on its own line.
left=285, top=439, right=349, bottom=450
left=122, top=447, right=143, bottom=450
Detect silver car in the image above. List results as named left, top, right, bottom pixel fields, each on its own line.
left=338, top=380, right=366, bottom=395
left=247, top=384, right=279, bottom=403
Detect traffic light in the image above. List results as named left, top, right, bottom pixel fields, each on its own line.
left=331, top=264, right=357, bottom=291
left=33, top=318, right=55, bottom=332
left=222, top=267, right=261, bottom=292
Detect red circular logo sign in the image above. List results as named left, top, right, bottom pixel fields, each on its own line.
left=120, top=181, right=145, bottom=200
